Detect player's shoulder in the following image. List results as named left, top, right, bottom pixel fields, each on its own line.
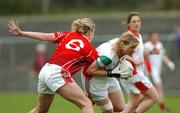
left=98, top=47, right=115, bottom=62
left=53, top=31, right=71, bottom=42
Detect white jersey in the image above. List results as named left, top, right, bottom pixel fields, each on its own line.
left=81, top=38, right=121, bottom=100
left=144, top=41, right=165, bottom=70
left=120, top=31, right=153, bottom=94
left=96, top=38, right=119, bottom=70
left=132, top=34, right=145, bottom=74
left=144, top=41, right=165, bottom=83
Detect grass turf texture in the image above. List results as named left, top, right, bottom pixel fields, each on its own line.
left=0, top=93, right=179, bottom=113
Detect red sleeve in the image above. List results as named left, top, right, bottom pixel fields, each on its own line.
left=144, top=56, right=152, bottom=75
left=132, top=64, right=137, bottom=75
left=53, top=32, right=70, bottom=43
left=81, top=39, right=98, bottom=63
left=129, top=61, right=138, bottom=75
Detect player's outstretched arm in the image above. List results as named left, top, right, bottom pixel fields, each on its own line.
left=8, top=20, right=55, bottom=41
left=163, top=55, right=175, bottom=71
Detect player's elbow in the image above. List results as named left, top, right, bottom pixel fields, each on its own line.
left=86, top=62, right=97, bottom=76
left=87, top=67, right=95, bottom=76
left=42, top=33, right=55, bottom=41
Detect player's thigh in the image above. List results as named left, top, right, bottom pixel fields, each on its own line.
left=108, top=90, right=125, bottom=111
left=56, top=81, right=91, bottom=107
left=143, top=85, right=159, bottom=101
left=37, top=93, right=55, bottom=110
left=151, top=68, right=162, bottom=84
left=128, top=92, right=143, bottom=106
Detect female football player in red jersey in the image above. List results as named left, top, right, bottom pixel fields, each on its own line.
left=8, top=18, right=98, bottom=113
left=119, top=12, right=159, bottom=113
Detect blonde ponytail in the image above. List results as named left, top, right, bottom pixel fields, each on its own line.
left=71, top=18, right=95, bottom=34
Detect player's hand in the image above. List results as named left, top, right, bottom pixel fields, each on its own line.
left=166, top=61, right=175, bottom=71
left=117, top=59, right=133, bottom=79
left=107, top=60, right=123, bottom=78
left=107, top=69, right=121, bottom=78
left=124, top=55, right=142, bottom=66
left=133, top=59, right=142, bottom=66
left=107, top=59, right=133, bottom=79
left=151, top=47, right=159, bottom=54
left=8, top=20, right=22, bottom=36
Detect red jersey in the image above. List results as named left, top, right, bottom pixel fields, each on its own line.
left=48, top=32, right=98, bottom=76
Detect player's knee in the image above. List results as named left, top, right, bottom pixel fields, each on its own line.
left=114, top=107, right=124, bottom=112
left=151, top=86, right=160, bottom=103
left=80, top=97, right=93, bottom=109
left=150, top=92, right=159, bottom=104
left=152, top=94, right=159, bottom=104
left=131, top=100, right=140, bottom=108
left=113, top=104, right=125, bottom=112
left=98, top=101, right=114, bottom=113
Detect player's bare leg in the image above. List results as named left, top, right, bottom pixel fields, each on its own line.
left=56, top=81, right=94, bottom=113
left=135, top=86, right=158, bottom=113
left=108, top=90, right=125, bottom=112
left=29, top=94, right=54, bottom=113
left=121, top=93, right=143, bottom=113
left=154, top=83, right=170, bottom=112
left=95, top=98, right=114, bottom=113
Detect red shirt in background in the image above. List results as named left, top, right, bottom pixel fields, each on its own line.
left=32, top=52, right=47, bottom=73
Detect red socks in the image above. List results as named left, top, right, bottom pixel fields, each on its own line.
left=159, top=102, right=166, bottom=111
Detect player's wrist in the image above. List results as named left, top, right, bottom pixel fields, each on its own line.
left=107, top=70, right=121, bottom=78
left=107, top=70, right=112, bottom=77
left=18, top=30, right=24, bottom=36
left=149, top=50, right=153, bottom=55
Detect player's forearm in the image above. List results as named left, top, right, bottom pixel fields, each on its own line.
left=87, top=65, right=107, bottom=77
left=20, top=31, right=54, bottom=41
left=88, top=69, right=107, bottom=77
left=162, top=55, right=169, bottom=63
left=125, top=55, right=134, bottom=63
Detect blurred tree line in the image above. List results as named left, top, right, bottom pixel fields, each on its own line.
left=0, top=0, right=180, bottom=15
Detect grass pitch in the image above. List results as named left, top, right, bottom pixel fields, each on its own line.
left=0, top=93, right=179, bottom=113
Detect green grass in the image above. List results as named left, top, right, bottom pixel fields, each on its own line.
left=0, top=93, right=179, bottom=113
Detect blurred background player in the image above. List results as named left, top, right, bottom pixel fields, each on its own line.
left=31, top=43, right=47, bottom=79
left=144, top=32, right=175, bottom=113
left=81, top=32, right=139, bottom=113
left=120, top=12, right=159, bottom=113
left=8, top=18, right=98, bottom=113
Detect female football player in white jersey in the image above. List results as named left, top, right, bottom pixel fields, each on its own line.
left=120, top=12, right=159, bottom=113
left=144, top=32, right=175, bottom=112
left=81, top=32, right=139, bottom=113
